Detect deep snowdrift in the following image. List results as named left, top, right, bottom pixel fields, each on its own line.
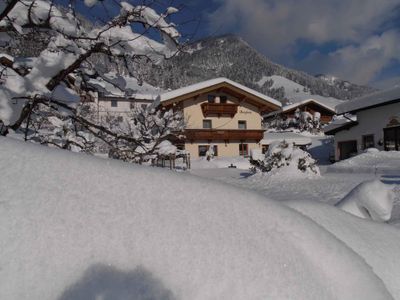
left=287, top=200, right=400, bottom=299
left=0, top=137, right=397, bottom=300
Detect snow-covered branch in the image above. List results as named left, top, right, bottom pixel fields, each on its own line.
left=0, top=0, right=181, bottom=130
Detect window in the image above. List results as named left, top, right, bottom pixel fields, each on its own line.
left=207, top=95, right=216, bottom=103
left=111, top=100, right=118, bottom=107
left=220, top=95, right=227, bottom=103
left=198, top=145, right=218, bottom=157
left=239, top=143, right=248, bottom=157
left=198, top=145, right=208, bottom=157
left=262, top=145, right=269, bottom=154
left=203, top=119, right=212, bottom=129
left=362, top=134, right=375, bottom=149
left=238, top=120, right=247, bottom=129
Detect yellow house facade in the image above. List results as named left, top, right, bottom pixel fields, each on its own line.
left=159, top=78, right=282, bottom=158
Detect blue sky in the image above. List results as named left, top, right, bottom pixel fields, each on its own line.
left=72, top=0, right=400, bottom=89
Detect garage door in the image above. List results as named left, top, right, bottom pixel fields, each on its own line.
left=338, top=140, right=357, bottom=160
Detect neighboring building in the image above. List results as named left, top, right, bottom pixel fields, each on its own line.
left=159, top=78, right=281, bottom=158
left=86, top=74, right=161, bottom=120
left=264, top=98, right=336, bottom=125
left=95, top=93, right=156, bottom=121
left=326, top=86, right=400, bottom=161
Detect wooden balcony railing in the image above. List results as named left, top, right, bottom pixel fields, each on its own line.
left=184, top=129, right=264, bottom=142
left=201, top=103, right=238, bottom=117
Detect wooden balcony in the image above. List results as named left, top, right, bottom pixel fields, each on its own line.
left=184, top=129, right=264, bottom=142
left=201, top=103, right=238, bottom=117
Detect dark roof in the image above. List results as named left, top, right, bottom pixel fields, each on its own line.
left=336, top=86, right=400, bottom=114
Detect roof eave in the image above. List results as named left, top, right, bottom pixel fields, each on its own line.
left=324, top=121, right=358, bottom=135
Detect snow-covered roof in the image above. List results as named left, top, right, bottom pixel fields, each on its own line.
left=0, top=53, right=14, bottom=62
left=282, top=98, right=335, bottom=113
left=88, top=73, right=161, bottom=100
left=336, top=86, right=400, bottom=114
left=260, top=131, right=312, bottom=146
left=159, top=77, right=282, bottom=108
left=323, top=116, right=358, bottom=135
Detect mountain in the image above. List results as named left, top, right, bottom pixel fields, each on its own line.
left=4, top=24, right=376, bottom=106
left=256, top=75, right=343, bottom=108
left=315, top=74, right=361, bottom=92
left=141, top=35, right=376, bottom=105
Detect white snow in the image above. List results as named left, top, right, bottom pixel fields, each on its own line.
left=190, top=156, right=252, bottom=170
left=257, top=75, right=344, bottom=108
left=0, top=1, right=180, bottom=126
left=159, top=77, right=282, bottom=108
left=287, top=199, right=400, bottom=299
left=84, top=0, right=98, bottom=7
left=323, top=115, right=357, bottom=135
left=1, top=137, right=399, bottom=299
left=156, top=140, right=177, bottom=155
left=280, top=98, right=335, bottom=114
left=261, top=131, right=312, bottom=146
left=260, top=141, right=320, bottom=178
left=250, top=148, right=264, bottom=161
left=336, top=179, right=395, bottom=221
left=328, top=149, right=400, bottom=173
left=0, top=52, right=14, bottom=62
left=89, top=73, right=161, bottom=99
left=336, top=86, right=400, bottom=114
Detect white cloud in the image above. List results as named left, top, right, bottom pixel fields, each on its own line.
left=209, top=0, right=400, bottom=85
left=300, top=30, right=400, bottom=84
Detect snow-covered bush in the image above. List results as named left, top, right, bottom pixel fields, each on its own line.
left=250, top=141, right=320, bottom=175
left=250, top=148, right=264, bottom=161
left=103, top=105, right=184, bottom=163
left=336, top=179, right=394, bottom=222
left=26, top=103, right=97, bottom=153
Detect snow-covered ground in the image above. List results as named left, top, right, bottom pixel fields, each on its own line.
left=190, top=156, right=252, bottom=170
left=257, top=75, right=344, bottom=107
left=328, top=148, right=400, bottom=173
left=189, top=144, right=400, bottom=227
left=2, top=137, right=400, bottom=299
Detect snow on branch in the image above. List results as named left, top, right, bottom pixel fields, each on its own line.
left=0, top=0, right=181, bottom=130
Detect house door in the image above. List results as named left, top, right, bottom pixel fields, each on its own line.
left=338, top=140, right=357, bottom=160
left=384, top=126, right=400, bottom=151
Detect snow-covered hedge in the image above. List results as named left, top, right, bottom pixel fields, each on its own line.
left=250, top=141, right=320, bottom=176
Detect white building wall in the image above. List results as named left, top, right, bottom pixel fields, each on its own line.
left=334, top=102, right=400, bottom=160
